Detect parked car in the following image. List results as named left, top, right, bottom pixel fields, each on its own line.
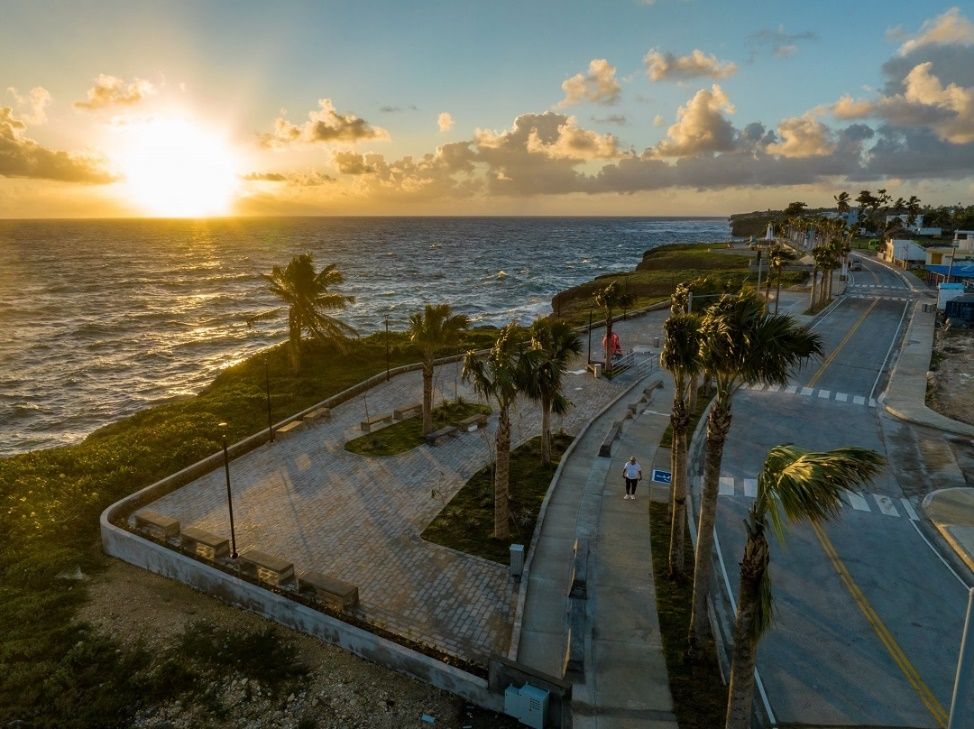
left=850, top=259, right=862, bottom=271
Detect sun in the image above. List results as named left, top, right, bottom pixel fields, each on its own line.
left=115, top=116, right=239, bottom=217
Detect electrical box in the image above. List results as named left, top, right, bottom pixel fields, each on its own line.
left=504, top=683, right=549, bottom=729
left=510, top=544, right=524, bottom=578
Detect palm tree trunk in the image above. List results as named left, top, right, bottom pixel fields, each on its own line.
left=809, top=267, right=817, bottom=310
left=288, top=311, right=302, bottom=371
left=774, top=273, right=782, bottom=314
left=540, top=394, right=552, bottom=465
left=689, top=399, right=732, bottom=649
left=421, top=362, right=434, bottom=436
left=725, top=525, right=769, bottom=729
left=688, top=373, right=699, bottom=412
left=494, top=407, right=511, bottom=539
left=668, top=395, right=690, bottom=576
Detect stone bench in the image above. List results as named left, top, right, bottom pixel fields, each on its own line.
left=360, top=413, right=393, bottom=432
left=626, top=402, right=640, bottom=418
left=303, top=406, right=331, bottom=421
left=568, top=538, right=589, bottom=599
left=425, top=425, right=458, bottom=446
left=277, top=420, right=303, bottom=436
left=134, top=509, right=180, bottom=541
left=298, top=571, right=360, bottom=611
left=456, top=412, right=489, bottom=431
left=238, top=548, right=295, bottom=587
left=597, top=421, right=623, bottom=457
left=393, top=404, right=423, bottom=420
left=181, top=526, right=230, bottom=561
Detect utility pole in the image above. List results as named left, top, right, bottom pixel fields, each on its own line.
left=949, top=587, right=974, bottom=728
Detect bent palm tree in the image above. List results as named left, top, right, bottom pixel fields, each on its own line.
left=594, top=281, right=635, bottom=375
left=725, top=445, right=883, bottom=729
left=688, top=292, right=823, bottom=649
left=264, top=253, right=356, bottom=370
left=660, top=311, right=702, bottom=578
left=463, top=323, right=535, bottom=538
left=524, top=319, right=582, bottom=465
left=409, top=304, right=469, bottom=436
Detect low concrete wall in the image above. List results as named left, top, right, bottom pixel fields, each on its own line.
left=100, top=511, right=503, bottom=713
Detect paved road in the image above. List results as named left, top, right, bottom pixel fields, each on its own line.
left=705, top=257, right=971, bottom=728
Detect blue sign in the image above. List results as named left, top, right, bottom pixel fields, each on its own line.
left=652, top=469, right=672, bottom=485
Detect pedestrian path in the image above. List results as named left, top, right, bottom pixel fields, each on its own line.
left=741, top=382, right=878, bottom=407
left=715, top=475, right=920, bottom=520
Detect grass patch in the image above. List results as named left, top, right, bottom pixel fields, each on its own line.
left=344, top=400, right=491, bottom=455
left=176, top=621, right=306, bottom=687
left=649, top=499, right=726, bottom=728
left=422, top=434, right=572, bottom=563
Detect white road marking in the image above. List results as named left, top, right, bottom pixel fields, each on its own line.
left=868, top=398, right=877, bottom=408
left=853, top=395, right=866, bottom=405
left=874, top=494, right=900, bottom=517
left=909, top=520, right=970, bottom=589
left=767, top=384, right=781, bottom=393
left=801, top=387, right=814, bottom=396
left=743, top=478, right=757, bottom=498
left=845, top=492, right=871, bottom=512
left=785, top=385, right=797, bottom=394
left=719, top=476, right=735, bottom=496
left=900, top=498, right=919, bottom=521
left=818, top=389, right=831, bottom=399
left=836, top=392, right=848, bottom=402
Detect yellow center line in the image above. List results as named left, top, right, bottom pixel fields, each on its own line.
left=811, top=522, right=948, bottom=727
left=806, top=298, right=879, bottom=388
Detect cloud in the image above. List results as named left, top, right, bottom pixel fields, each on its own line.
left=654, top=84, right=736, bottom=156
left=747, top=26, right=817, bottom=59
left=241, top=171, right=287, bottom=182
left=558, top=59, right=621, bottom=107
left=6, top=86, right=51, bottom=124
left=524, top=116, right=621, bottom=160
left=290, top=170, right=335, bottom=186
left=766, top=114, right=836, bottom=157
left=334, top=152, right=375, bottom=174
left=898, top=7, right=974, bottom=55
left=644, top=49, right=737, bottom=81
left=0, top=106, right=113, bottom=183
left=592, top=114, right=627, bottom=125
left=379, top=104, right=418, bottom=113
left=438, top=111, right=454, bottom=132
left=259, top=99, right=390, bottom=147
left=74, top=74, right=155, bottom=110
left=653, top=114, right=666, bottom=127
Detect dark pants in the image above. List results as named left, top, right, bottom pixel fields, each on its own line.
left=625, top=477, right=639, bottom=495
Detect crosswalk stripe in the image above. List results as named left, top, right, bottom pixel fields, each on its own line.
left=785, top=385, right=797, bottom=394
left=836, top=392, right=848, bottom=402
left=818, top=389, right=831, bottom=399
left=869, top=398, right=877, bottom=408
left=846, top=492, right=871, bottom=511
left=719, top=476, right=735, bottom=496
left=743, top=478, right=757, bottom=497
left=853, top=395, right=866, bottom=405
left=801, top=387, right=814, bottom=396
left=767, top=384, right=781, bottom=393
left=900, top=498, right=919, bottom=521
left=874, top=494, right=900, bottom=517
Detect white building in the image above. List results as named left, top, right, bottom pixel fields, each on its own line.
left=884, top=238, right=926, bottom=268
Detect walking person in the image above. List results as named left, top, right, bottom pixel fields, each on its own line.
left=622, top=456, right=642, bottom=500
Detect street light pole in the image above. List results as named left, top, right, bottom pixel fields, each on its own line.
left=219, top=422, right=238, bottom=559
left=949, top=587, right=974, bottom=728
left=263, top=355, right=274, bottom=443
left=587, top=307, right=593, bottom=364
left=384, top=315, right=391, bottom=381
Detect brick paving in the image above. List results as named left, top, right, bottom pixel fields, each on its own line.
left=146, top=315, right=665, bottom=664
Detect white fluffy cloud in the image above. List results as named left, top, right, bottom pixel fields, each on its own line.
left=898, top=7, right=974, bottom=55
left=767, top=114, right=836, bottom=157
left=0, top=106, right=112, bottom=182
left=74, top=74, right=155, bottom=110
left=644, top=49, right=737, bottom=82
left=524, top=116, right=621, bottom=160
left=260, top=99, right=390, bottom=147
left=438, top=112, right=454, bottom=132
left=6, top=86, right=51, bottom=124
left=558, top=59, right=621, bottom=107
left=654, top=84, right=736, bottom=156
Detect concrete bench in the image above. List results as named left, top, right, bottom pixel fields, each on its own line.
left=277, top=420, right=303, bottom=436
left=134, top=510, right=180, bottom=541
left=568, top=538, right=589, bottom=599
left=181, top=527, right=230, bottom=561
left=393, top=404, right=423, bottom=420
left=298, top=571, right=360, bottom=610
left=456, top=412, right=489, bottom=431
left=597, top=421, right=623, bottom=457
left=238, top=548, right=295, bottom=587
left=425, top=425, right=458, bottom=446
left=303, top=406, right=331, bottom=421
left=360, top=413, right=393, bottom=432
left=564, top=598, right=586, bottom=678
left=626, top=402, right=640, bottom=418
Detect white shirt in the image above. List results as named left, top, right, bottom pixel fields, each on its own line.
left=623, top=460, right=642, bottom=479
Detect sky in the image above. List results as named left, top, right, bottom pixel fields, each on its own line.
left=2, top=0, right=974, bottom=217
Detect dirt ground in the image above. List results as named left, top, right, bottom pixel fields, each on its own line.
left=929, top=328, right=974, bottom=425
left=79, top=561, right=516, bottom=729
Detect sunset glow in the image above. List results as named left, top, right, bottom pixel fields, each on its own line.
left=114, top=117, right=239, bottom=217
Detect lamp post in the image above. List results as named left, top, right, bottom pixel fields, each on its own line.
left=263, top=355, right=274, bottom=443
left=949, top=587, right=974, bottom=728
left=384, top=315, right=391, bottom=381
left=587, top=307, right=593, bottom=365
left=219, top=422, right=238, bottom=559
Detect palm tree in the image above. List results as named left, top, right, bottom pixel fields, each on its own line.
left=264, top=253, right=356, bottom=370
left=409, top=304, right=470, bottom=436
left=834, top=191, right=851, bottom=215
left=524, top=319, right=582, bottom=465
left=724, top=445, right=884, bottom=729
left=594, top=281, right=635, bottom=374
left=660, top=311, right=702, bottom=577
left=463, top=323, right=535, bottom=539
left=770, top=245, right=796, bottom=314
left=688, top=292, right=823, bottom=649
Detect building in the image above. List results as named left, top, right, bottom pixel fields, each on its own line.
left=925, top=231, right=974, bottom=266
left=884, top=238, right=926, bottom=267
left=945, top=293, right=974, bottom=324
left=884, top=213, right=942, bottom=237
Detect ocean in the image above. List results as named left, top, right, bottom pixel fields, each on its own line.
left=0, top=216, right=730, bottom=456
